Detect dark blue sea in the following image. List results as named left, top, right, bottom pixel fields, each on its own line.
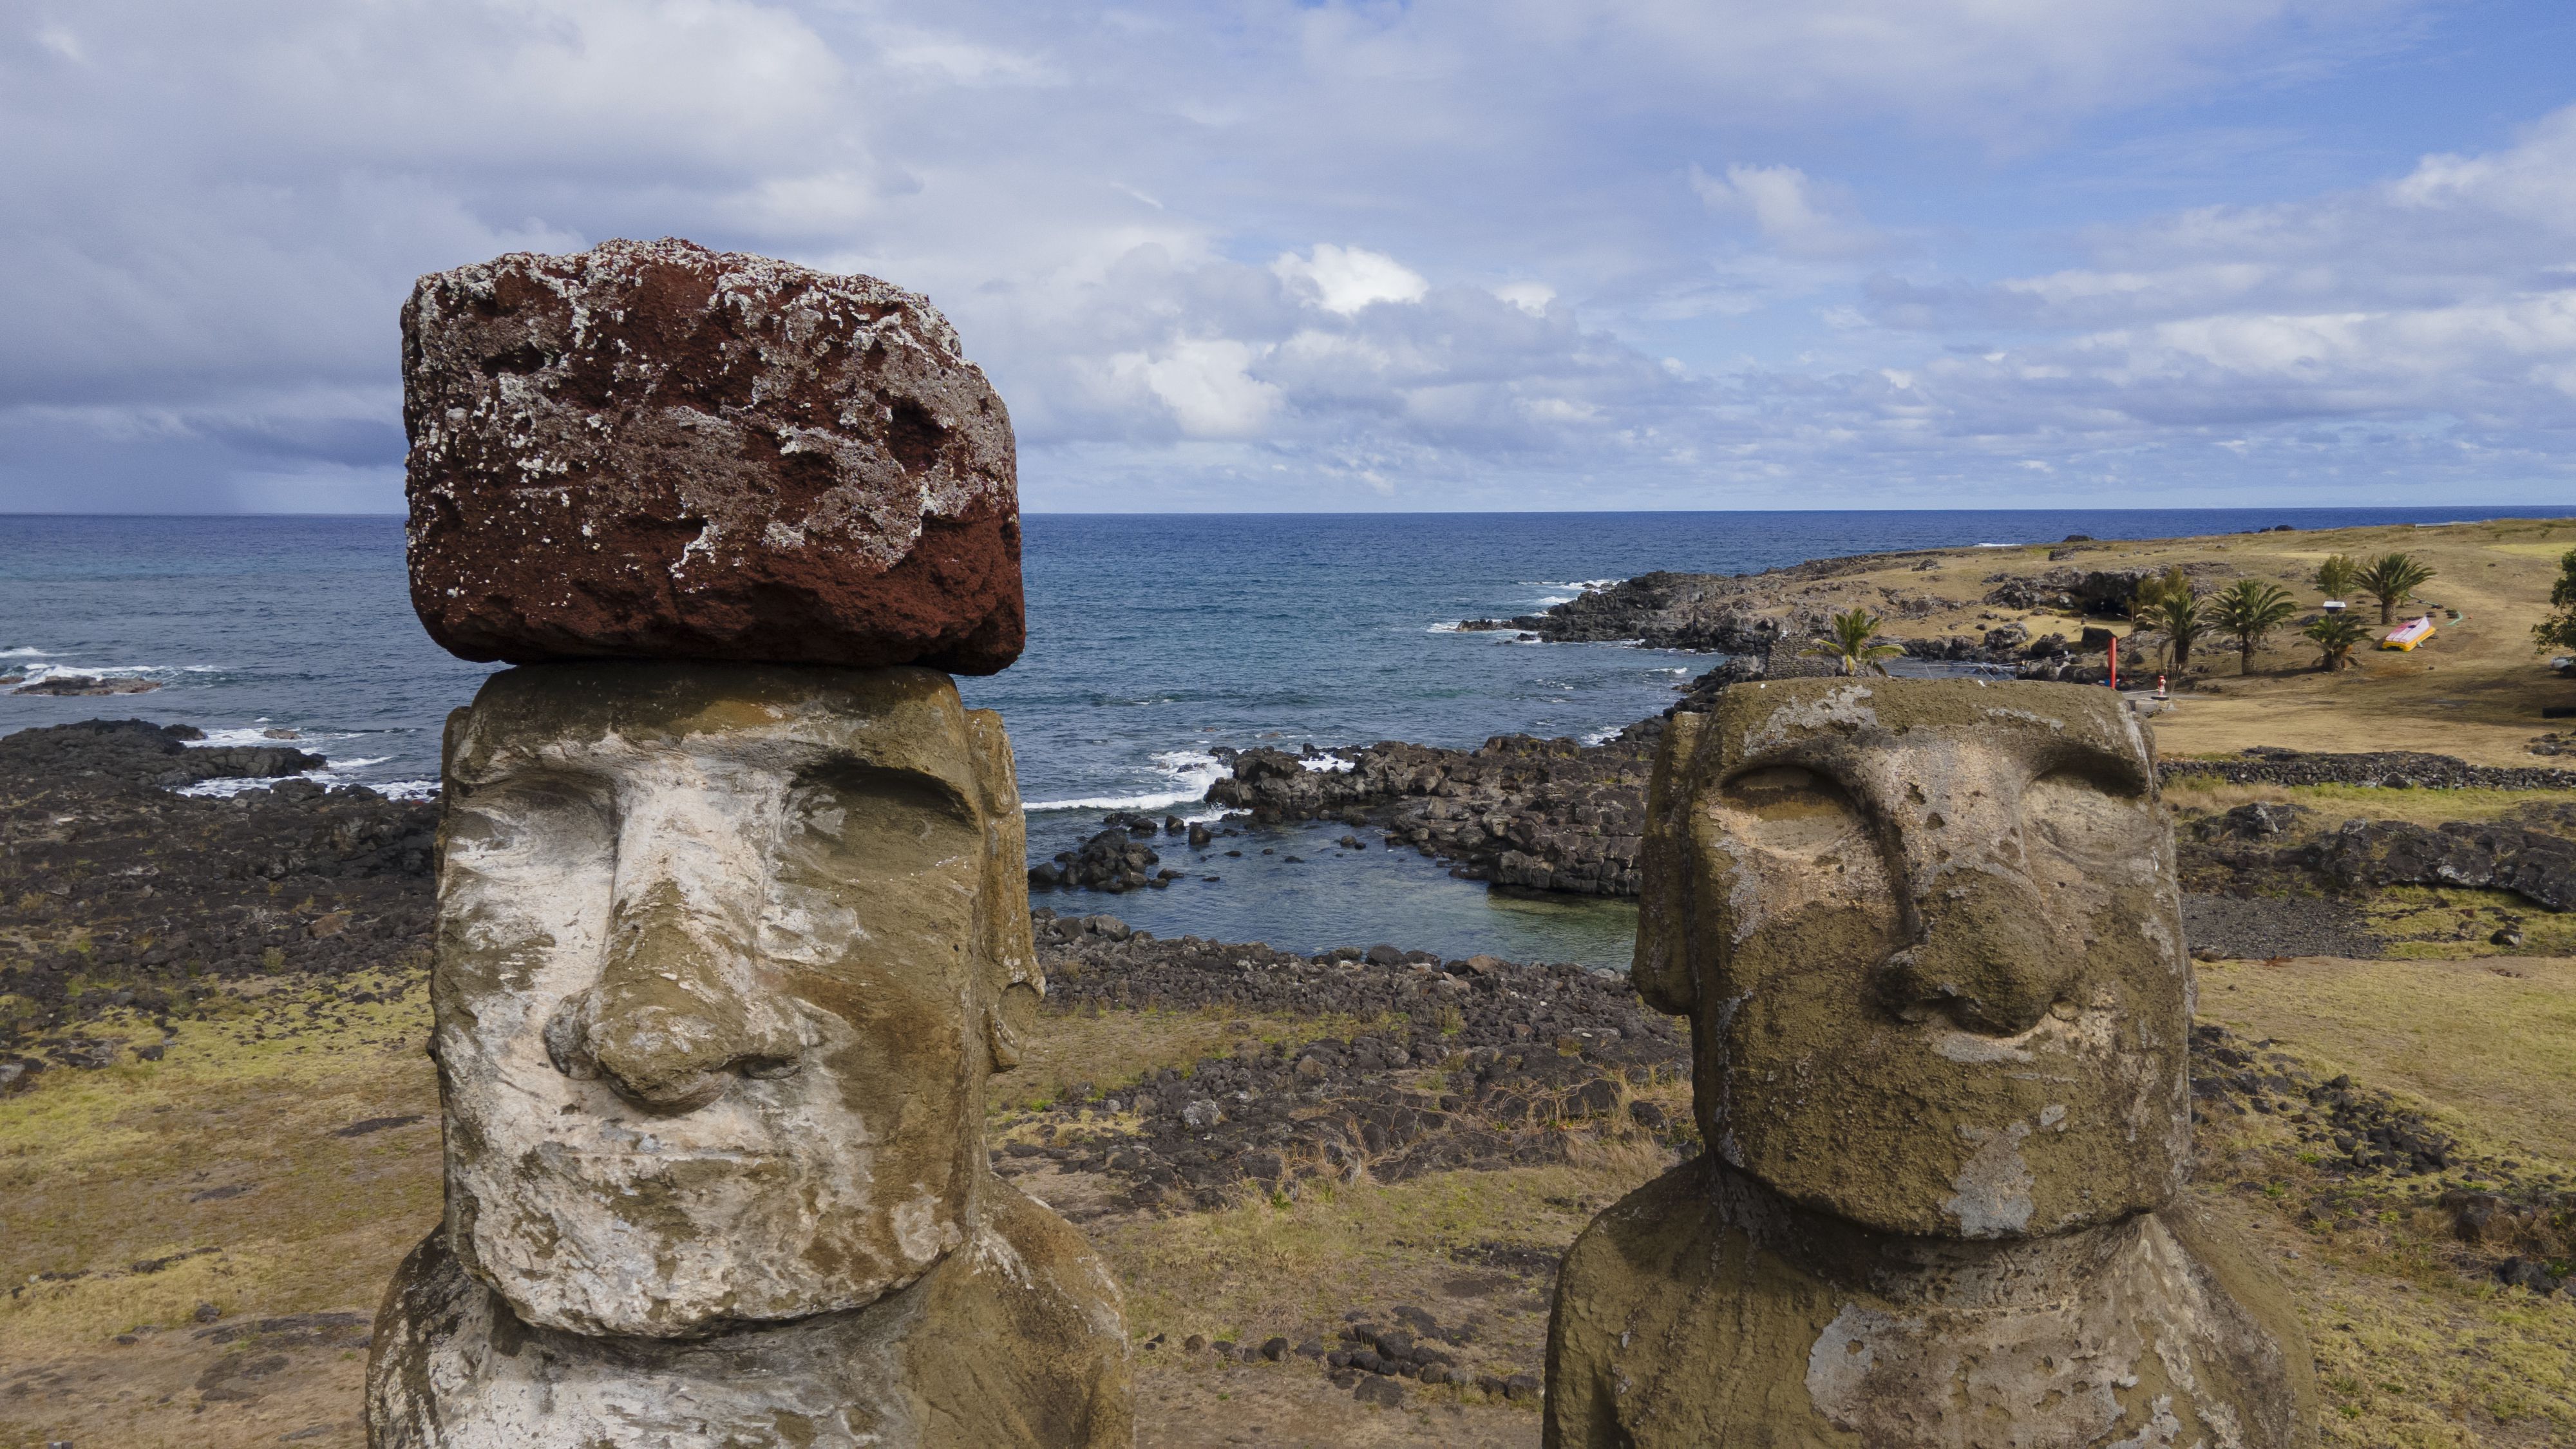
left=0, top=507, right=2547, bottom=965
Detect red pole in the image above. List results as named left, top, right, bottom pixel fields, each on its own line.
left=2108, top=635, right=2119, bottom=689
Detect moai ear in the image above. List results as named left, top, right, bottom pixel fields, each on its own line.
left=1632, top=710, right=1708, bottom=1018
left=963, top=708, right=1043, bottom=1009
left=434, top=705, right=474, bottom=876
left=987, top=981, right=1039, bottom=1073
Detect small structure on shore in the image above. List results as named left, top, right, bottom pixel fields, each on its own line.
left=2383, top=615, right=2438, bottom=650
left=1544, top=678, right=2315, bottom=1446
left=367, top=240, right=1132, bottom=1449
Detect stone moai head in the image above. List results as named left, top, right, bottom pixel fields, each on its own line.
left=428, top=662, right=1041, bottom=1338
left=1634, top=679, right=2190, bottom=1239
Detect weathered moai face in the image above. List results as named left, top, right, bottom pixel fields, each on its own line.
left=1634, top=679, right=2190, bottom=1239
left=429, top=663, right=1039, bottom=1338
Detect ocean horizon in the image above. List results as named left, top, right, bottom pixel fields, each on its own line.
left=5, top=505, right=2557, bottom=964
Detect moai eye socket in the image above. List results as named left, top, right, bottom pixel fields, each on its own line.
left=2022, top=765, right=2142, bottom=864
left=1719, top=766, right=1870, bottom=855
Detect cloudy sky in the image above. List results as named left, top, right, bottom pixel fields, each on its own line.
left=6, top=0, right=2575, bottom=513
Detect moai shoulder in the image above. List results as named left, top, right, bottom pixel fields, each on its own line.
left=369, top=243, right=1130, bottom=1449
left=1544, top=678, right=2315, bottom=1448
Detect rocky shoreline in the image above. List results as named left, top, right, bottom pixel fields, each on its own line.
left=8, top=715, right=2570, bottom=1088
left=1204, top=730, right=1659, bottom=896
left=1176, top=724, right=2576, bottom=922
left=1467, top=553, right=2216, bottom=682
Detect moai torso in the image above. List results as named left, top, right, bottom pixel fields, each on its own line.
left=1544, top=679, right=2314, bottom=1448
left=369, top=243, right=1130, bottom=1449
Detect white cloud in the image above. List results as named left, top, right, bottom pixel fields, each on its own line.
left=1110, top=339, right=1282, bottom=438
left=1692, top=164, right=1885, bottom=260
left=7, top=0, right=2546, bottom=511
left=1856, top=102, right=2576, bottom=455
left=1271, top=245, right=1430, bottom=316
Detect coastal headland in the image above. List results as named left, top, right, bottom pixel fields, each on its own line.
left=7, top=515, right=2576, bottom=1446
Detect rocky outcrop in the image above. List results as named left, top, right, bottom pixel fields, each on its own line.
left=1024, top=909, right=1689, bottom=1210
left=402, top=238, right=1023, bottom=673
left=2163, top=748, right=2576, bottom=791
left=0, top=718, right=324, bottom=790
left=2300, top=818, right=2576, bottom=911
left=0, top=721, right=436, bottom=1072
left=1206, top=732, right=1659, bottom=896
left=10, top=674, right=161, bottom=696
left=1029, top=827, right=1174, bottom=893
left=1977, top=562, right=2226, bottom=614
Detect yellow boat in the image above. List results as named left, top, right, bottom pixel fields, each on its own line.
left=2382, top=616, right=2436, bottom=650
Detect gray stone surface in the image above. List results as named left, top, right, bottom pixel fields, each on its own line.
left=1546, top=679, right=2316, bottom=1447
left=365, top=664, right=1130, bottom=1448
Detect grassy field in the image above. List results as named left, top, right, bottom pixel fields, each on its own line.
left=5, top=949, right=2573, bottom=1448
left=1842, top=515, right=2576, bottom=766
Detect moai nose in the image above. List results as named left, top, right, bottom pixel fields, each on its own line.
left=1877, top=872, right=2076, bottom=1036
left=544, top=878, right=809, bottom=1113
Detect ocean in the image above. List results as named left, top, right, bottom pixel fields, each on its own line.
left=0, top=506, right=2544, bottom=965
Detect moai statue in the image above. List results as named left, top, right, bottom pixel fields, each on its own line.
left=368, top=240, right=1132, bottom=1449
left=1545, top=679, right=2315, bottom=1448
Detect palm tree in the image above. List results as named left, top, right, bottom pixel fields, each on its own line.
left=1801, top=608, right=1907, bottom=676
left=2531, top=547, right=2576, bottom=655
left=2138, top=587, right=2207, bottom=670
left=2208, top=579, right=2300, bottom=675
left=2303, top=612, right=2371, bottom=671
left=2313, top=553, right=2360, bottom=602
left=2356, top=553, right=2436, bottom=625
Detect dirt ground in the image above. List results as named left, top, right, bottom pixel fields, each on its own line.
left=5, top=947, right=2573, bottom=1448
left=1808, top=515, right=2576, bottom=766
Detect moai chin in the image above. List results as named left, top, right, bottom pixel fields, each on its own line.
left=1544, top=679, right=2315, bottom=1448
left=370, top=243, right=1130, bottom=1448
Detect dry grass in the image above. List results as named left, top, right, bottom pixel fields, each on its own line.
left=2197, top=953, right=2576, bottom=1162
left=1842, top=516, right=2576, bottom=767
left=6, top=946, right=2573, bottom=1448
left=2196, top=952, right=2576, bottom=1444
left=2161, top=778, right=2576, bottom=829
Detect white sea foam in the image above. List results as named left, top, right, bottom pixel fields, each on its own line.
left=10, top=659, right=213, bottom=684
left=172, top=743, right=410, bottom=797
left=176, top=765, right=393, bottom=799
left=185, top=727, right=366, bottom=748
left=1536, top=594, right=1576, bottom=606
left=1425, top=621, right=1463, bottom=634
left=1582, top=727, right=1623, bottom=746
left=1024, top=749, right=1229, bottom=814
left=1300, top=753, right=1355, bottom=773
left=0, top=647, right=53, bottom=658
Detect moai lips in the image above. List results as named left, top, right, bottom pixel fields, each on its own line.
left=402, top=239, right=1023, bottom=672
left=1545, top=679, right=2315, bottom=1448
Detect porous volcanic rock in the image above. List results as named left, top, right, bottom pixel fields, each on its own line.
left=402, top=238, right=1022, bottom=672
left=1206, top=732, right=1660, bottom=896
